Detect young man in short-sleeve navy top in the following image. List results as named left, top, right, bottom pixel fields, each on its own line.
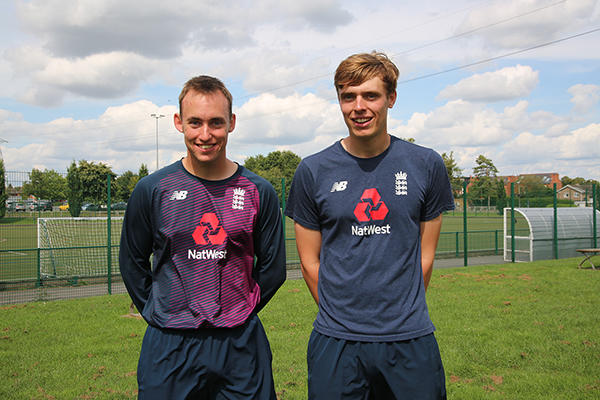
left=286, top=52, right=454, bottom=399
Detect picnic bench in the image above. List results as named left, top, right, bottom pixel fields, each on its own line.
left=576, top=249, right=600, bottom=270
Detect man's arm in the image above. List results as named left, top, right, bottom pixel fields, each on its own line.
left=294, top=222, right=321, bottom=305
left=252, top=184, right=286, bottom=313
left=420, top=214, right=443, bottom=291
left=119, top=183, right=154, bottom=314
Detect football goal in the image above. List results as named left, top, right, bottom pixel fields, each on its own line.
left=37, top=217, right=123, bottom=279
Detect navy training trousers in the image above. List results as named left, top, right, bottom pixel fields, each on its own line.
left=137, top=314, right=276, bottom=400
left=307, top=331, right=447, bottom=400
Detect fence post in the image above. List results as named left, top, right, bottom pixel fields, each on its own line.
left=510, top=183, right=515, bottom=263
left=36, top=247, right=42, bottom=287
left=281, top=178, right=286, bottom=243
left=593, top=184, right=597, bottom=248
left=463, top=179, right=468, bottom=267
left=495, top=229, right=499, bottom=255
left=107, top=174, right=112, bottom=295
left=455, top=232, right=459, bottom=257
left=553, top=183, right=558, bottom=259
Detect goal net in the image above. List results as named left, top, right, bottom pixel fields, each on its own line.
left=37, top=217, right=123, bottom=279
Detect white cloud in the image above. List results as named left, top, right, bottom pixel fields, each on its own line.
left=232, top=92, right=343, bottom=148
left=4, top=46, right=164, bottom=106
left=0, top=101, right=181, bottom=172
left=456, top=0, right=598, bottom=50
left=398, top=100, right=513, bottom=147
left=438, top=65, right=538, bottom=102
left=37, top=52, right=161, bottom=97
left=4, top=0, right=355, bottom=107
left=16, top=0, right=353, bottom=58
left=568, top=83, right=600, bottom=113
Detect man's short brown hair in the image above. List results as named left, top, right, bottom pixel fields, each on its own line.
left=334, top=52, right=399, bottom=95
left=178, top=75, right=233, bottom=117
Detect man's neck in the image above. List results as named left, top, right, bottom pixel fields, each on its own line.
left=182, top=157, right=238, bottom=181
left=341, top=133, right=390, bottom=159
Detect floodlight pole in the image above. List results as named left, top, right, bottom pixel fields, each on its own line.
left=0, top=138, right=7, bottom=161
left=151, top=114, right=165, bottom=171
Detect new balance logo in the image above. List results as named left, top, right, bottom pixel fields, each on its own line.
left=170, top=191, right=188, bottom=200
left=330, top=181, right=348, bottom=192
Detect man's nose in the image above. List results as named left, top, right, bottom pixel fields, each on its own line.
left=198, top=125, right=211, bottom=140
left=354, top=96, right=366, bottom=110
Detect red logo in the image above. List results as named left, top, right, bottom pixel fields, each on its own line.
left=354, top=188, right=388, bottom=222
left=192, top=213, right=227, bottom=245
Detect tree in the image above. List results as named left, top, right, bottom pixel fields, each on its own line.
left=114, top=171, right=139, bottom=202
left=0, top=160, right=7, bottom=218
left=441, top=151, right=463, bottom=197
left=138, top=163, right=149, bottom=180
left=516, top=175, right=551, bottom=198
left=495, top=178, right=507, bottom=214
left=561, top=176, right=587, bottom=186
left=22, top=169, right=67, bottom=202
left=244, top=150, right=301, bottom=202
left=77, top=160, right=117, bottom=204
left=67, top=161, right=83, bottom=217
left=470, top=155, right=499, bottom=208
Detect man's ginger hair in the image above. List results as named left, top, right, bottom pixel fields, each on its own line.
left=334, top=52, right=399, bottom=95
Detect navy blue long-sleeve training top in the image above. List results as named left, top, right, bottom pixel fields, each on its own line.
left=119, top=160, right=286, bottom=329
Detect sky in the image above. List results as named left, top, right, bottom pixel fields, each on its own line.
left=0, top=0, right=599, bottom=182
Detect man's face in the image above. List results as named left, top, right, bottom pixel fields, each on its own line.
left=174, top=90, right=235, bottom=168
left=337, top=77, right=396, bottom=141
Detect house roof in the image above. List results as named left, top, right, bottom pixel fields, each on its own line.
left=557, top=184, right=586, bottom=194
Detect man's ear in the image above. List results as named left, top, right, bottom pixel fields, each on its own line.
left=388, top=90, right=397, bottom=108
left=228, top=113, right=236, bottom=133
left=174, top=113, right=184, bottom=133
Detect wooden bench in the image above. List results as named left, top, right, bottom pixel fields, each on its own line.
left=576, top=249, right=600, bottom=270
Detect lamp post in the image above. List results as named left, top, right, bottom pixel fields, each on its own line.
left=0, top=138, right=7, bottom=167
left=150, top=114, right=165, bottom=171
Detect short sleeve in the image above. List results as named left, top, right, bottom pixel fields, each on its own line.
left=284, top=160, right=320, bottom=231
left=421, top=151, right=455, bottom=221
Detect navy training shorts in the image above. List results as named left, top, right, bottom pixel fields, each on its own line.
left=137, top=314, right=276, bottom=400
left=307, top=331, right=447, bottom=400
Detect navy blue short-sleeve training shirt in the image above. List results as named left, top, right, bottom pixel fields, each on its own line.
left=285, top=136, right=455, bottom=341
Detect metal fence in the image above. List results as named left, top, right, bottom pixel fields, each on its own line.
left=1, top=172, right=598, bottom=304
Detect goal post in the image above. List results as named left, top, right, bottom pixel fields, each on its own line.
left=37, top=217, right=123, bottom=280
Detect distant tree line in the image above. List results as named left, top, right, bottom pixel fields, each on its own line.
left=440, top=151, right=600, bottom=213
left=1, top=145, right=598, bottom=219
left=243, top=150, right=301, bottom=203
left=2, top=160, right=149, bottom=217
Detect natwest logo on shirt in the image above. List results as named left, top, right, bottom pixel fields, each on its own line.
left=353, top=188, right=388, bottom=222
left=192, top=213, right=227, bottom=245
left=352, top=188, right=391, bottom=237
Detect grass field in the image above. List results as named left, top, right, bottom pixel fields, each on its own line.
left=1, top=258, right=598, bottom=399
